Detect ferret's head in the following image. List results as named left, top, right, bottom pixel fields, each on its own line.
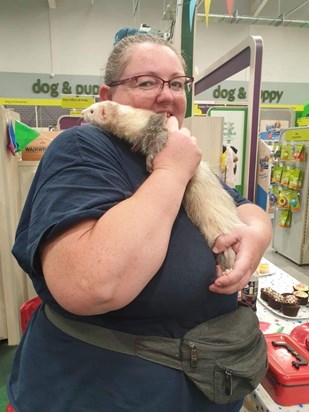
left=82, top=101, right=117, bottom=127
left=82, top=103, right=102, bottom=126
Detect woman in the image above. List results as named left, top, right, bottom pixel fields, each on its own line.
left=8, top=34, right=271, bottom=411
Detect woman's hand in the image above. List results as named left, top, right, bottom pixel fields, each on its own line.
left=152, top=116, right=202, bottom=185
left=209, top=203, right=272, bottom=294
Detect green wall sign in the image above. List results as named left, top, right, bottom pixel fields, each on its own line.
left=32, top=78, right=99, bottom=98
left=213, top=84, right=284, bottom=104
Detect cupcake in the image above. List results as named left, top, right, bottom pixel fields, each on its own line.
left=282, top=294, right=300, bottom=317
left=282, top=305, right=300, bottom=317
left=260, top=287, right=274, bottom=302
left=293, top=283, right=309, bottom=293
left=293, top=290, right=308, bottom=306
left=283, top=294, right=299, bottom=305
left=282, top=292, right=295, bottom=298
left=267, top=291, right=284, bottom=310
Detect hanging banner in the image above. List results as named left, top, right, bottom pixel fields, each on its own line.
left=0, top=98, right=62, bottom=106
left=61, top=97, right=95, bottom=109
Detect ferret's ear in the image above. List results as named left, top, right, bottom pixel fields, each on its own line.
left=99, top=85, right=112, bottom=101
left=100, top=107, right=106, bottom=119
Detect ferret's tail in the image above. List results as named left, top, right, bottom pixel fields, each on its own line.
left=183, top=161, right=244, bottom=245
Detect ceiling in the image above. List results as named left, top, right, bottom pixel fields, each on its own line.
left=46, top=1, right=309, bottom=29
left=163, top=0, right=309, bottom=28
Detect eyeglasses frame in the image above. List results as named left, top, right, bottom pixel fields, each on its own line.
left=106, top=74, right=194, bottom=93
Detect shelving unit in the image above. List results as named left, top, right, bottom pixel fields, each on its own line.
left=0, top=106, right=39, bottom=344
left=272, top=127, right=309, bottom=265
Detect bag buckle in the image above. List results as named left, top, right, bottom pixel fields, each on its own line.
left=188, top=342, right=198, bottom=368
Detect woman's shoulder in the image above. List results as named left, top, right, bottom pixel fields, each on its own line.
left=40, top=124, right=126, bottom=167
left=47, top=124, right=114, bottom=151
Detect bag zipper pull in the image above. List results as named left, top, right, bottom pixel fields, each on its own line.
left=225, top=370, right=233, bottom=395
left=189, top=342, right=198, bottom=368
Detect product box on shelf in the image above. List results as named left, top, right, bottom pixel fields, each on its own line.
left=261, top=333, right=309, bottom=406
left=21, top=130, right=60, bottom=161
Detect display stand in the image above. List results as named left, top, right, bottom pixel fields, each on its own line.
left=0, top=107, right=29, bottom=344
left=256, top=108, right=296, bottom=216
left=194, top=35, right=263, bottom=200
left=256, top=139, right=276, bottom=216
left=0, top=106, right=40, bottom=344
left=272, top=127, right=309, bottom=265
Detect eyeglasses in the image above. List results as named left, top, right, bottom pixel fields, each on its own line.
left=107, top=75, right=194, bottom=93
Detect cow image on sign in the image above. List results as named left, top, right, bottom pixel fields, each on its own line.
left=83, top=101, right=245, bottom=272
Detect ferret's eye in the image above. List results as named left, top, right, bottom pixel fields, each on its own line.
left=90, top=110, right=94, bottom=114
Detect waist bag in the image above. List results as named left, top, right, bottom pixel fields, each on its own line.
left=44, top=304, right=268, bottom=404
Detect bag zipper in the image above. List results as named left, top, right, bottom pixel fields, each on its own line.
left=225, top=370, right=233, bottom=395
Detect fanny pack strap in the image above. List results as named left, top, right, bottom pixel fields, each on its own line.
left=44, top=305, right=183, bottom=370
left=44, top=304, right=267, bottom=404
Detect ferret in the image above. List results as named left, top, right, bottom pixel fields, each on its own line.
left=82, top=101, right=245, bottom=271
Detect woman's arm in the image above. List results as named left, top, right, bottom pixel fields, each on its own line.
left=209, top=203, right=272, bottom=294
left=41, top=117, right=202, bottom=315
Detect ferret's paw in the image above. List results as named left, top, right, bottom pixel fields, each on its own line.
left=221, top=268, right=232, bottom=276
left=216, top=247, right=236, bottom=272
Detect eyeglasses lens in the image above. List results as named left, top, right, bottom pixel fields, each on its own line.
left=134, top=76, right=192, bottom=93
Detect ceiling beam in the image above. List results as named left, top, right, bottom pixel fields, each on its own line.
left=285, top=0, right=309, bottom=18
left=251, top=0, right=269, bottom=17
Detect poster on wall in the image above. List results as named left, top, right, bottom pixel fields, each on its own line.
left=207, top=107, right=247, bottom=195
left=259, top=119, right=290, bottom=141
left=259, top=107, right=295, bottom=141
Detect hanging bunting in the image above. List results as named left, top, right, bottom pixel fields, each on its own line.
left=181, top=0, right=196, bottom=118
left=226, top=0, right=233, bottom=16
left=204, top=0, right=212, bottom=27
left=189, top=0, right=197, bottom=32
left=13, top=120, right=41, bottom=152
left=7, top=121, right=17, bottom=155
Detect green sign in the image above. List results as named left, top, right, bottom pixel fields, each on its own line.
left=212, top=84, right=284, bottom=104
left=284, top=128, right=309, bottom=141
left=32, top=79, right=99, bottom=98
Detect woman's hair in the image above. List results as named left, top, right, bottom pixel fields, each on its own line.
left=103, top=33, right=187, bottom=85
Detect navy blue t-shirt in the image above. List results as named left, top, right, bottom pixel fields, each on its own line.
left=9, top=124, right=249, bottom=411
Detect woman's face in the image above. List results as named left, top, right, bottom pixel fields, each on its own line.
left=100, top=43, right=188, bottom=126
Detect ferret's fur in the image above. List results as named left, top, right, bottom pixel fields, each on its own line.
left=83, top=101, right=245, bottom=271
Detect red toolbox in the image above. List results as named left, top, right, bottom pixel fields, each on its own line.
left=261, top=333, right=309, bottom=406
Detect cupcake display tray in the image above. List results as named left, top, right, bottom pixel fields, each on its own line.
left=258, top=269, right=309, bottom=320
left=257, top=296, right=309, bottom=320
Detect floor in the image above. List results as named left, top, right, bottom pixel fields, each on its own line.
left=264, top=245, right=309, bottom=284
left=0, top=246, right=308, bottom=411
